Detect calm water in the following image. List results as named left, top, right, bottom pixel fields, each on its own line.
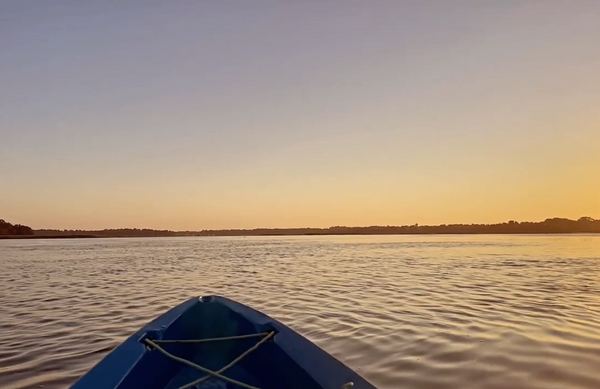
left=1, top=235, right=600, bottom=389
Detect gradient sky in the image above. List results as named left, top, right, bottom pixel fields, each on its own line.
left=1, top=1, right=599, bottom=230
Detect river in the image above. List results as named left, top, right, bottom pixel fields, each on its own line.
left=1, top=235, right=599, bottom=389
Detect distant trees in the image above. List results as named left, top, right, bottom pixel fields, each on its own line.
left=8, top=216, right=600, bottom=237
left=192, top=217, right=599, bottom=235
left=578, top=216, right=595, bottom=223
left=0, top=219, right=34, bottom=235
left=180, top=217, right=600, bottom=236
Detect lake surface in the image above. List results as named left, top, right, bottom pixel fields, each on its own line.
left=1, top=235, right=600, bottom=389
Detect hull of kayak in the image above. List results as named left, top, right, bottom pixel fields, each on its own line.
left=69, top=295, right=377, bottom=389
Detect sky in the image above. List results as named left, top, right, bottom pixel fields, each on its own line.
left=1, top=1, right=599, bottom=230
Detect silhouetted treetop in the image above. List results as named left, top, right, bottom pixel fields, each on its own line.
left=0, top=219, right=34, bottom=235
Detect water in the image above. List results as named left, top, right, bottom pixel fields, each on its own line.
left=1, top=235, right=600, bottom=389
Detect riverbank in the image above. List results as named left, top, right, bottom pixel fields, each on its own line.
left=2, top=217, right=597, bottom=239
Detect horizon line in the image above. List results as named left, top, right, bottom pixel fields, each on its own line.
left=33, top=216, right=598, bottom=232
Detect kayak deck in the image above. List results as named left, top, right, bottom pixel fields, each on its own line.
left=144, top=331, right=279, bottom=389
left=70, top=296, right=376, bottom=389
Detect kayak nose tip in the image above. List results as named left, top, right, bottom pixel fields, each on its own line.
left=200, top=295, right=215, bottom=303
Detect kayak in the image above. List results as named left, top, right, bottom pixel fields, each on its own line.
left=69, top=295, right=377, bottom=389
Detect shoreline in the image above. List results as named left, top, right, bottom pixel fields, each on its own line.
left=1, top=232, right=598, bottom=239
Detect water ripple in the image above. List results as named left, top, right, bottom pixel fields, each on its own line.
left=1, top=235, right=600, bottom=389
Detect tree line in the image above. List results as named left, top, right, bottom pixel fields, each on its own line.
left=0, top=219, right=34, bottom=235
left=32, top=217, right=599, bottom=237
